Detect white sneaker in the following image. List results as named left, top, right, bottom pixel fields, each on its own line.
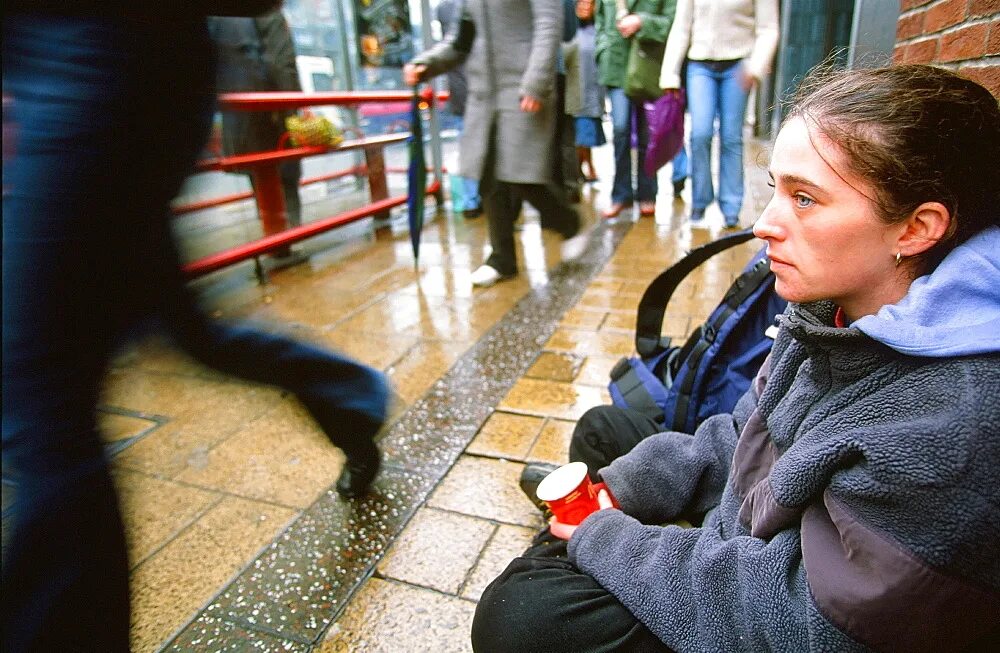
left=560, top=232, right=588, bottom=262
left=470, top=264, right=502, bottom=287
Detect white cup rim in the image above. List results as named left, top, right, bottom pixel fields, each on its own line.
left=535, top=461, right=589, bottom=501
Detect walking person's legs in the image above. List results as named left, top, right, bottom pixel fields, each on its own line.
left=606, top=87, right=635, bottom=215
left=477, top=125, right=520, bottom=284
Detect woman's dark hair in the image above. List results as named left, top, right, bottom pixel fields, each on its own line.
left=785, top=64, right=1000, bottom=272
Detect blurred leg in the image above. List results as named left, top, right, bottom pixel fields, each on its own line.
left=481, top=125, right=519, bottom=276
left=686, top=62, right=718, bottom=212
left=1, top=17, right=200, bottom=651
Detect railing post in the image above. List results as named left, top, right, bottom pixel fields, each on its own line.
left=363, top=144, right=391, bottom=225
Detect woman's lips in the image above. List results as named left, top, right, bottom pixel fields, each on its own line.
left=767, top=253, right=792, bottom=268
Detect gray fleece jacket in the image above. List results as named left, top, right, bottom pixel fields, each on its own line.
left=568, top=227, right=1000, bottom=652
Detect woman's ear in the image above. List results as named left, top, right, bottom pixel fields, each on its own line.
left=897, top=201, right=951, bottom=257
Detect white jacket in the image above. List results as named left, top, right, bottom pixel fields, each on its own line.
left=659, top=0, right=779, bottom=89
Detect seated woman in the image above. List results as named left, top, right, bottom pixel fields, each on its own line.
left=471, top=64, right=1000, bottom=653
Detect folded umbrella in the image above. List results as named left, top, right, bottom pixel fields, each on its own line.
left=406, top=88, right=427, bottom=268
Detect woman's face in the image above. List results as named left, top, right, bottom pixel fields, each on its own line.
left=753, top=117, right=906, bottom=318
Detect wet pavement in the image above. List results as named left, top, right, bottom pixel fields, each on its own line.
left=89, top=133, right=773, bottom=651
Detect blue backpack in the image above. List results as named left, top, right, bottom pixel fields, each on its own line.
left=608, top=229, right=787, bottom=433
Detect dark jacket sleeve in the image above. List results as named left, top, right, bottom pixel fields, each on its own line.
left=410, top=6, right=474, bottom=79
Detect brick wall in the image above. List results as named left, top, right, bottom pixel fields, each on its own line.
left=894, top=0, right=1000, bottom=96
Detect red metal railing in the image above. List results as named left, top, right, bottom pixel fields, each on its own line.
left=179, top=90, right=447, bottom=279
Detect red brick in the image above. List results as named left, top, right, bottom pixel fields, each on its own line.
left=940, top=22, right=990, bottom=60
left=901, top=0, right=935, bottom=10
left=969, top=0, right=1000, bottom=18
left=925, top=0, right=968, bottom=32
left=893, top=44, right=908, bottom=62
left=906, top=36, right=941, bottom=62
left=958, top=63, right=1000, bottom=97
left=990, top=18, right=1000, bottom=54
left=897, top=10, right=926, bottom=39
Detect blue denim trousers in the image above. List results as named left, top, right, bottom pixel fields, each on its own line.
left=608, top=87, right=657, bottom=205
left=671, top=144, right=688, bottom=185
left=2, top=16, right=387, bottom=651
left=686, top=60, right=750, bottom=219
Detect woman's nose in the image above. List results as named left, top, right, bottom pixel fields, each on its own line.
left=753, top=200, right=781, bottom=241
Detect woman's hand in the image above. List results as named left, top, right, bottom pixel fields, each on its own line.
left=549, top=488, right=615, bottom=541
left=616, top=14, right=641, bottom=39
left=402, top=63, right=427, bottom=87
left=520, top=95, right=542, bottom=113
left=738, top=65, right=757, bottom=92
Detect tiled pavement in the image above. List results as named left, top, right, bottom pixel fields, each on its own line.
left=90, top=135, right=772, bottom=651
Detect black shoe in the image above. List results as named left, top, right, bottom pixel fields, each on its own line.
left=336, top=447, right=381, bottom=499
left=463, top=206, right=483, bottom=219
left=519, top=462, right=559, bottom=515
left=672, top=178, right=686, bottom=198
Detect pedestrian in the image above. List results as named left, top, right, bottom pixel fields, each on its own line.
left=471, top=64, right=1000, bottom=652
left=568, top=0, right=606, bottom=185
left=403, top=0, right=586, bottom=288
left=2, top=5, right=389, bottom=651
left=660, top=0, right=779, bottom=227
left=595, top=0, right=675, bottom=220
left=435, top=0, right=483, bottom=219
left=210, top=5, right=305, bottom=243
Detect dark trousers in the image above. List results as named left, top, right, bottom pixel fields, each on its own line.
left=481, top=125, right=579, bottom=277
left=2, top=17, right=387, bottom=652
left=553, top=73, right=580, bottom=200
left=472, top=533, right=673, bottom=653
left=472, top=405, right=671, bottom=652
left=249, top=159, right=303, bottom=227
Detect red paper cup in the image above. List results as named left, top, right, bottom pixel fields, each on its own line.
left=535, top=462, right=600, bottom=525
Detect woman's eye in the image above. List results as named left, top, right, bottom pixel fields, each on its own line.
left=766, top=180, right=775, bottom=189
left=794, top=194, right=815, bottom=208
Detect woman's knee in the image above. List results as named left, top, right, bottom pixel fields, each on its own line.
left=471, top=557, right=571, bottom=652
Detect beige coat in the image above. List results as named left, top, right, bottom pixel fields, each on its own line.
left=412, top=0, right=562, bottom=184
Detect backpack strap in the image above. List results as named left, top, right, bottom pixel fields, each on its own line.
left=634, top=228, right=758, bottom=358
left=669, top=254, right=773, bottom=432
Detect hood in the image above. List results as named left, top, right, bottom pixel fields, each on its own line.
left=852, top=226, right=1000, bottom=357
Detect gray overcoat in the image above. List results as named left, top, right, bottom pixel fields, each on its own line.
left=412, top=0, right=563, bottom=184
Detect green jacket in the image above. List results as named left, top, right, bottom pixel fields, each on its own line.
left=594, top=0, right=676, bottom=89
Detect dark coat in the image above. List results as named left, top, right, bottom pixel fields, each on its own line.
left=209, top=9, right=301, bottom=156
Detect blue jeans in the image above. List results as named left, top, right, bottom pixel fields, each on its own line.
left=608, top=87, right=657, bottom=205
left=2, top=16, right=388, bottom=651
left=452, top=115, right=481, bottom=211
left=671, top=144, right=688, bottom=185
left=687, top=60, right=750, bottom=219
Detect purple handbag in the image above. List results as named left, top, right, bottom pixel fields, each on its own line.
left=643, top=89, right=686, bottom=176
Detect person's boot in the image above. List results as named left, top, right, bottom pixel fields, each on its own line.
left=336, top=443, right=381, bottom=499
left=518, top=462, right=559, bottom=516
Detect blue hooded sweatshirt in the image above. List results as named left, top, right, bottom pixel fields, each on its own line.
left=853, top=226, right=1000, bottom=357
